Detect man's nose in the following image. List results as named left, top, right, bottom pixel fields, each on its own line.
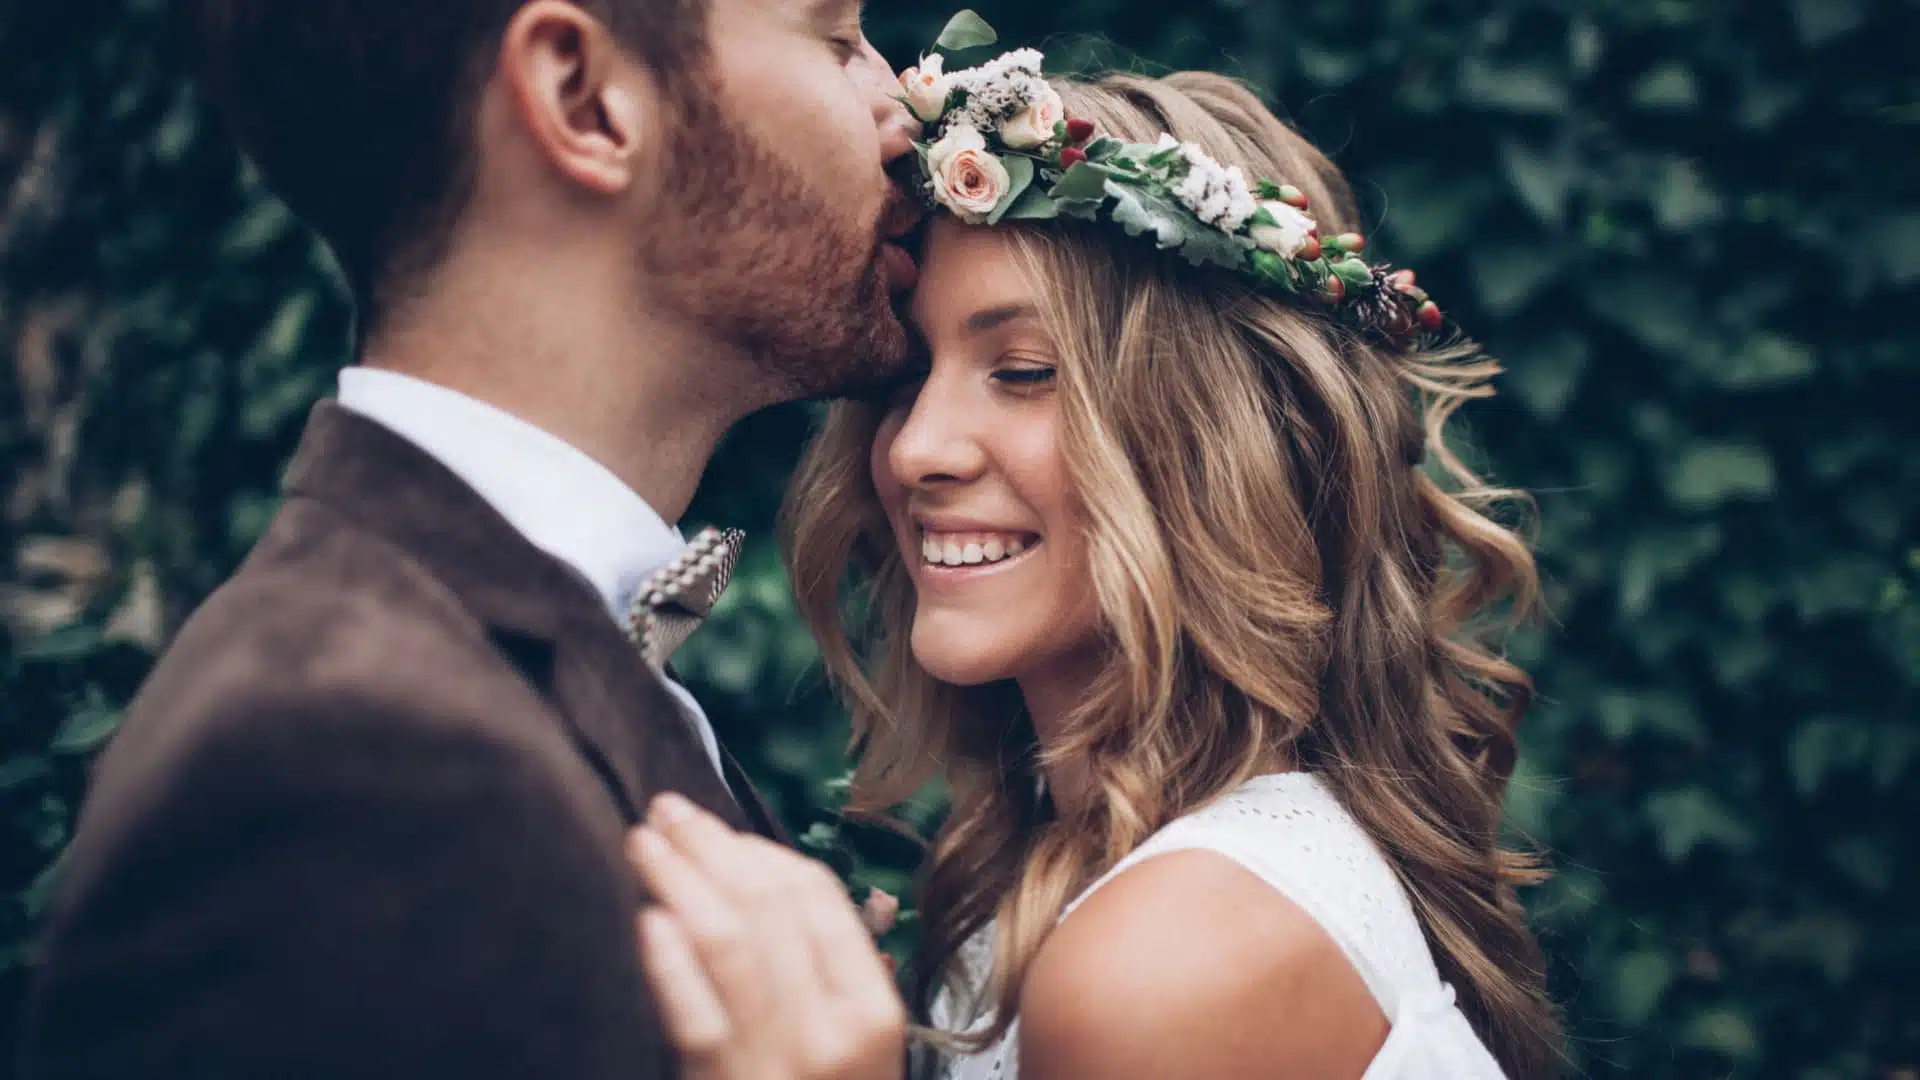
left=856, top=35, right=921, bottom=166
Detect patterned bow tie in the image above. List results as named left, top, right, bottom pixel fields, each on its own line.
left=623, top=526, right=745, bottom=667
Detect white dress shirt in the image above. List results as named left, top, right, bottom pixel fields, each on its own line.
left=335, top=366, right=727, bottom=783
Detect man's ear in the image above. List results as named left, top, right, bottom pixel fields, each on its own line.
left=497, top=0, right=652, bottom=195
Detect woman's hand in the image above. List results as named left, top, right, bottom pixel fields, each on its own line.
left=628, top=793, right=907, bottom=1080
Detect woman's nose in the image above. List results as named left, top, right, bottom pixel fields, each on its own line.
left=887, top=384, right=989, bottom=488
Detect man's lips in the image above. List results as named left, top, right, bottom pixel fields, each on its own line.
left=881, top=241, right=919, bottom=293
left=878, top=184, right=927, bottom=294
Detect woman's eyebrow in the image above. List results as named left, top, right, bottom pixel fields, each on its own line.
left=962, top=302, right=1039, bottom=337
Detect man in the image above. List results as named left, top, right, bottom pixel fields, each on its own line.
left=18, top=0, right=921, bottom=1076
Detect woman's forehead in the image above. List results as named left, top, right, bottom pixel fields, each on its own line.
left=907, top=221, right=1040, bottom=335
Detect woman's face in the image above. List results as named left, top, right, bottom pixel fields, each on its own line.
left=871, top=219, right=1103, bottom=689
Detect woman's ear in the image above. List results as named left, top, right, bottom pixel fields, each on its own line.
left=496, top=0, right=656, bottom=195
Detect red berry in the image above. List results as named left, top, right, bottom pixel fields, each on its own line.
left=1389, top=268, right=1417, bottom=294
left=1278, top=184, right=1310, bottom=210
left=1065, top=117, right=1096, bottom=143
left=1298, top=236, right=1322, bottom=260
left=1337, top=232, right=1367, bottom=254
left=1416, top=300, right=1444, bottom=330
left=1324, top=274, right=1346, bottom=302
left=1059, top=145, right=1088, bottom=169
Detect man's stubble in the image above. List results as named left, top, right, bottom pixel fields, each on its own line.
left=642, top=76, right=912, bottom=402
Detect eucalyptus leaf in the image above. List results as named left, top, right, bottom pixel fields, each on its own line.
left=932, top=9, right=997, bottom=52
left=999, top=182, right=1060, bottom=221
left=986, top=155, right=1035, bottom=225
left=1103, top=179, right=1253, bottom=271
left=1105, top=180, right=1187, bottom=250
left=1047, top=161, right=1115, bottom=204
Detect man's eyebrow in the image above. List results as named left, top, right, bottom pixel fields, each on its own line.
left=962, top=303, right=1040, bottom=336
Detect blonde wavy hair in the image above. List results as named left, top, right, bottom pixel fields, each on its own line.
left=783, top=71, right=1561, bottom=1079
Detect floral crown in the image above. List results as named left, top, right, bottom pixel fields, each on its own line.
left=899, top=12, right=1446, bottom=344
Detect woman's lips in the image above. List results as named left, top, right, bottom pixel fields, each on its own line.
left=911, top=530, right=1044, bottom=586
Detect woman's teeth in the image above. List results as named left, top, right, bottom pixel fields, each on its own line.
left=919, top=531, right=1035, bottom=567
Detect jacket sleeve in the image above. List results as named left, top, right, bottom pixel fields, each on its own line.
left=17, top=684, right=675, bottom=1080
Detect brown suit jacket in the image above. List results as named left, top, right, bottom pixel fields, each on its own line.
left=18, top=401, right=784, bottom=1080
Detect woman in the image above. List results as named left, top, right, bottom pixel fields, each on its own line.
left=629, top=31, right=1561, bottom=1080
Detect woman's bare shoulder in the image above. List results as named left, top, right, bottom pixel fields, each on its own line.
left=1017, top=847, right=1389, bottom=1080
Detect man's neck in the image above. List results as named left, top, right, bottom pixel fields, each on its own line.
left=360, top=262, right=760, bottom=522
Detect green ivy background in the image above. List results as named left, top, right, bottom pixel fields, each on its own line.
left=2, top=0, right=1914, bottom=1076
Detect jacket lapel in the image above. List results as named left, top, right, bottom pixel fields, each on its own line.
left=281, top=400, right=750, bottom=833
left=718, top=743, right=791, bottom=844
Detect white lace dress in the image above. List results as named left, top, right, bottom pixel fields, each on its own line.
left=930, top=772, right=1509, bottom=1079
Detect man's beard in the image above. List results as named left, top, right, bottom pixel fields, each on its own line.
left=641, top=80, right=912, bottom=401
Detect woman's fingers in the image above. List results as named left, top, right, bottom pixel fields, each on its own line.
left=627, top=825, right=769, bottom=1022
left=635, top=908, right=731, bottom=1057
left=644, top=795, right=828, bottom=1013
left=629, top=795, right=910, bottom=1080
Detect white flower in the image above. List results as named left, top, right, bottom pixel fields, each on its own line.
left=1249, top=200, right=1320, bottom=257
left=954, top=47, right=1044, bottom=90
left=946, top=48, right=1049, bottom=133
left=1166, top=141, right=1258, bottom=232
left=899, top=54, right=950, bottom=124
left=998, top=80, right=1063, bottom=149
left=927, top=124, right=1011, bottom=224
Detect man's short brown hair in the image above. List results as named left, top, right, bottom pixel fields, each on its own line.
left=186, top=0, right=707, bottom=323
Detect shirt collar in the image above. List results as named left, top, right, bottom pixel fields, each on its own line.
left=334, top=367, right=683, bottom=621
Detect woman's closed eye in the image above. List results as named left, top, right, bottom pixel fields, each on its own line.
left=991, top=362, right=1057, bottom=393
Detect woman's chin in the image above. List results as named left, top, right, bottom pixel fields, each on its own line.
left=909, top=625, right=1019, bottom=688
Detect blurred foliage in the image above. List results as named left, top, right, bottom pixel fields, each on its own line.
left=2, top=0, right=1916, bottom=1076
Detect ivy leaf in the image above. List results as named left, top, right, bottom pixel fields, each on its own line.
left=22, top=853, right=67, bottom=921
left=987, top=155, right=1035, bottom=225
left=933, top=10, right=997, bottom=53
left=1677, top=1006, right=1762, bottom=1062
left=1604, top=949, right=1676, bottom=1027
left=1665, top=443, right=1776, bottom=508
left=0, top=756, right=53, bottom=791
left=15, top=624, right=105, bottom=664
left=1644, top=787, right=1758, bottom=861
left=1716, top=332, right=1817, bottom=388
left=50, top=695, right=122, bottom=756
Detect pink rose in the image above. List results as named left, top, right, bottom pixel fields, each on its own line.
left=899, top=54, right=949, bottom=125
left=927, top=125, right=1010, bottom=224
left=998, top=81, right=1064, bottom=149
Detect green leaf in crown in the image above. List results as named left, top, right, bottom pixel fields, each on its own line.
left=897, top=11, right=1453, bottom=345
